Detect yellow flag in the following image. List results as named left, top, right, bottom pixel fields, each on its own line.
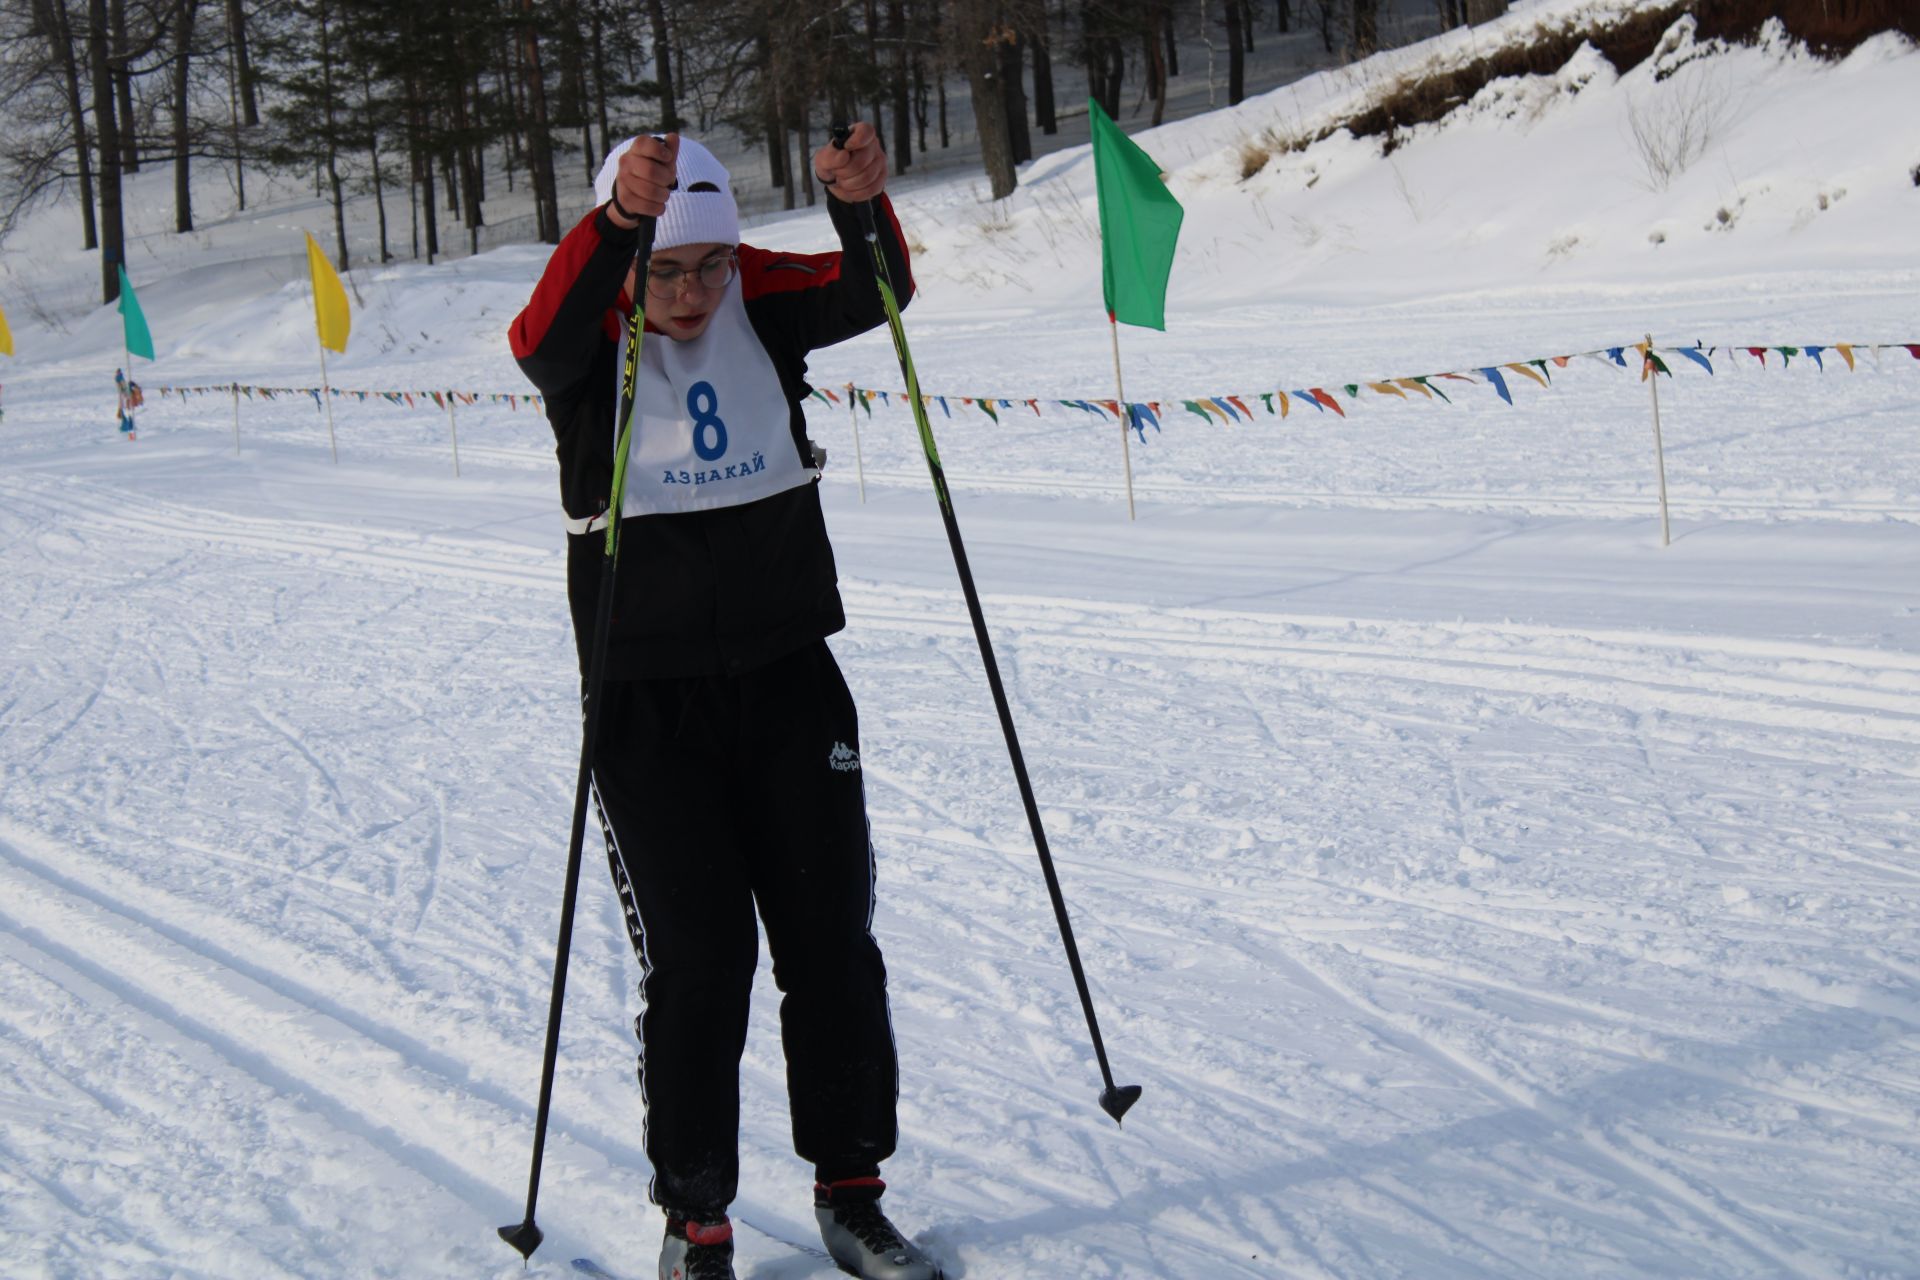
left=305, top=233, right=350, bottom=354
left=0, top=298, right=13, bottom=355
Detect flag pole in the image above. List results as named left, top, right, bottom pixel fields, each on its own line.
left=1644, top=332, right=1670, bottom=547
left=1107, top=313, right=1137, bottom=521
left=318, top=343, right=338, bottom=463
left=831, top=122, right=1141, bottom=1127
left=304, top=232, right=346, bottom=464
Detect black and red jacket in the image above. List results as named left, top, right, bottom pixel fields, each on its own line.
left=509, top=197, right=914, bottom=679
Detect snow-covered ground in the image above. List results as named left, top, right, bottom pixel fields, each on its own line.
left=3, top=3, right=1919, bottom=1277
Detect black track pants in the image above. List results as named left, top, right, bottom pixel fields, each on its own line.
left=590, top=640, right=898, bottom=1215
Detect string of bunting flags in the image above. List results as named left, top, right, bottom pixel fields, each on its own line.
left=148, top=381, right=545, bottom=413
left=117, top=336, right=1916, bottom=524
left=813, top=340, right=1920, bottom=440
left=137, top=338, right=1916, bottom=436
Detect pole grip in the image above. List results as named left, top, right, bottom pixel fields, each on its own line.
left=828, top=121, right=880, bottom=241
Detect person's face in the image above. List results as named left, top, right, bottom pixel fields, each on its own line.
left=626, top=242, right=734, bottom=341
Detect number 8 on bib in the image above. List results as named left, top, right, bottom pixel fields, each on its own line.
left=687, top=381, right=729, bottom=461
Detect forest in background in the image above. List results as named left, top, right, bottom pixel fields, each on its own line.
left=0, top=0, right=1484, bottom=303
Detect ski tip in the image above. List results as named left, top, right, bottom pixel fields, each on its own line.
left=1099, top=1083, right=1143, bottom=1124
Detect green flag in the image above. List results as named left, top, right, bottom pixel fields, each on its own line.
left=117, top=265, right=154, bottom=360
left=1088, top=98, right=1184, bottom=330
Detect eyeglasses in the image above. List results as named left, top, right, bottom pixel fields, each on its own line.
left=645, top=254, right=737, bottom=299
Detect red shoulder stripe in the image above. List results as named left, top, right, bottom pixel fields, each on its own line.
left=509, top=206, right=611, bottom=360
left=739, top=242, right=842, bottom=300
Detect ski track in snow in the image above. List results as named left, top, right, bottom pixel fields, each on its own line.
left=5, top=17, right=1920, bottom=1270
left=3, top=447, right=1917, bottom=1279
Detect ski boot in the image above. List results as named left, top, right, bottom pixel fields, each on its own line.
left=659, top=1213, right=736, bottom=1280
left=814, top=1179, right=942, bottom=1280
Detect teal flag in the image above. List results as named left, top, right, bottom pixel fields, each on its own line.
left=1089, top=98, right=1184, bottom=330
left=117, top=265, right=154, bottom=360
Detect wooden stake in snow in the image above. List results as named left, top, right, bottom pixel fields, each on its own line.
left=446, top=394, right=462, bottom=477
left=231, top=383, right=241, bottom=455
left=1645, top=333, right=1671, bottom=547
left=847, top=382, right=866, bottom=503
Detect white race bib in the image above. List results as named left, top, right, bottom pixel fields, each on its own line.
left=614, top=278, right=816, bottom=516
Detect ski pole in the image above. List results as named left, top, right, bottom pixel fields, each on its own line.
left=499, top=208, right=659, bottom=1262
left=828, top=124, right=1141, bottom=1126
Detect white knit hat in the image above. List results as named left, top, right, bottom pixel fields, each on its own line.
left=593, top=136, right=740, bottom=251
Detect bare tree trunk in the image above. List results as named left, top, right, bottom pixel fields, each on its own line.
left=590, top=1, right=610, bottom=163
left=957, top=5, right=1016, bottom=198
left=762, top=35, right=786, bottom=189
left=1000, top=32, right=1030, bottom=164
left=498, top=25, right=522, bottom=192
left=863, top=0, right=886, bottom=148
left=912, top=54, right=928, bottom=153
left=771, top=40, right=795, bottom=211
left=797, top=106, right=815, bottom=207
left=172, top=0, right=197, bottom=232
left=645, top=0, right=677, bottom=131
left=450, top=72, right=483, bottom=255
left=226, top=0, right=257, bottom=124
left=362, top=69, right=391, bottom=261
left=400, top=9, right=437, bottom=263
left=1277, top=0, right=1290, bottom=34
left=87, top=0, right=125, bottom=303
left=111, top=0, right=135, bottom=172
left=472, top=68, right=488, bottom=204
left=888, top=0, right=911, bottom=169
left=418, top=140, right=438, bottom=261
left=225, top=7, right=246, bottom=211
left=1144, top=27, right=1167, bottom=126
left=1225, top=0, right=1245, bottom=103
left=1030, top=19, right=1055, bottom=135
left=1352, top=0, right=1378, bottom=54
left=1081, top=1, right=1121, bottom=119
left=316, top=0, right=348, bottom=268
left=930, top=0, right=948, bottom=148
left=522, top=0, right=559, bottom=242
left=1164, top=1, right=1178, bottom=77
left=1240, top=0, right=1254, bottom=50
left=32, top=0, right=98, bottom=248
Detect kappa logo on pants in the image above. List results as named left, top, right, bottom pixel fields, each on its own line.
left=828, top=741, right=861, bottom=773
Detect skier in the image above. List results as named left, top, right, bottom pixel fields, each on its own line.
left=115, top=368, right=140, bottom=441
left=509, top=124, right=941, bottom=1280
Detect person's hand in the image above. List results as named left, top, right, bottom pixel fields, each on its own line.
left=814, top=121, right=888, bottom=204
left=607, top=133, right=679, bottom=226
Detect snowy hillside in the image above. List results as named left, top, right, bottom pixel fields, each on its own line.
left=3, top=3, right=1919, bottom=1277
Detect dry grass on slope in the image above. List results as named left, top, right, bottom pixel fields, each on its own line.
left=1239, top=0, right=1917, bottom=179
